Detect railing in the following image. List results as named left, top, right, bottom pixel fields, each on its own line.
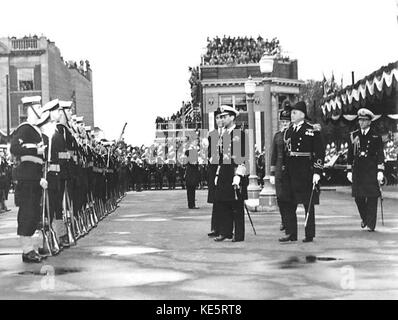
left=11, top=38, right=38, bottom=51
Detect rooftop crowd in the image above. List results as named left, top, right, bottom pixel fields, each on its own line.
left=202, top=35, right=282, bottom=66
left=64, top=59, right=91, bottom=78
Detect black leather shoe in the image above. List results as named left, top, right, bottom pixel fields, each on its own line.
left=214, top=235, right=232, bottom=242
left=367, top=228, right=375, bottom=232
left=60, top=236, right=71, bottom=249
left=361, top=220, right=367, bottom=229
left=280, top=224, right=285, bottom=231
left=279, top=235, right=297, bottom=242
left=207, top=231, right=219, bottom=237
left=302, top=237, right=314, bottom=243
left=22, top=250, right=43, bottom=263
left=189, top=206, right=200, bottom=209
left=38, top=247, right=50, bottom=257
left=232, top=238, right=244, bottom=242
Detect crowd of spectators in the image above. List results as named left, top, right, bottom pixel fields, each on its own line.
left=64, top=59, right=91, bottom=78
left=202, top=35, right=282, bottom=66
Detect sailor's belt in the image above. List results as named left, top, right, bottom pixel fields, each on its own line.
left=48, top=164, right=60, bottom=172
left=58, top=152, right=71, bottom=160
left=20, top=155, right=44, bottom=165
left=288, top=152, right=312, bottom=157
left=105, top=169, right=114, bottom=173
left=22, top=143, right=39, bottom=149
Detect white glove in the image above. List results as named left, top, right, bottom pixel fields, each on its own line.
left=269, top=176, right=275, bottom=185
left=37, top=146, right=45, bottom=156
left=214, top=176, right=218, bottom=186
left=232, top=175, right=241, bottom=187
left=347, top=172, right=352, bottom=183
left=40, top=178, right=48, bottom=190
left=313, top=173, right=321, bottom=185
left=377, top=172, right=384, bottom=184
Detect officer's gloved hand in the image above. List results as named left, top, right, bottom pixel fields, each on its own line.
left=347, top=172, right=352, bottom=183
left=269, top=176, right=275, bottom=185
left=37, top=146, right=45, bottom=156
left=377, top=172, right=384, bottom=184
left=214, top=176, right=218, bottom=186
left=312, top=173, right=321, bottom=185
left=40, top=178, right=48, bottom=190
left=232, top=175, right=241, bottom=187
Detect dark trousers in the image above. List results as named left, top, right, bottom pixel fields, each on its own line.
left=210, top=202, right=220, bottom=235
left=355, top=197, right=378, bottom=230
left=187, top=186, right=196, bottom=208
left=15, top=181, right=42, bottom=236
left=277, top=199, right=290, bottom=233
left=285, top=203, right=315, bottom=239
left=218, top=200, right=245, bottom=241
left=48, top=175, right=63, bottom=222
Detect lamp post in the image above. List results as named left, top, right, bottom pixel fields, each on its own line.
left=259, top=55, right=277, bottom=209
left=245, top=76, right=261, bottom=199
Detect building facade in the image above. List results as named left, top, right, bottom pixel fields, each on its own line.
left=0, top=35, right=94, bottom=133
left=201, top=59, right=303, bottom=151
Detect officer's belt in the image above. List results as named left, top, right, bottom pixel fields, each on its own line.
left=58, top=152, right=71, bottom=159
left=288, top=152, right=312, bottom=157
left=48, top=164, right=60, bottom=172
left=22, top=143, right=39, bottom=149
left=20, top=155, right=44, bottom=165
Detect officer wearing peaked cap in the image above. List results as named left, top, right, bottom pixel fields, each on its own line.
left=213, top=105, right=249, bottom=242
left=347, top=108, right=384, bottom=232
left=280, top=101, right=325, bottom=243
left=269, top=100, right=294, bottom=234
left=10, top=96, right=48, bottom=263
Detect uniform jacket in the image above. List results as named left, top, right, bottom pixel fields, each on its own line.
left=213, top=126, right=248, bottom=202
left=10, top=123, right=44, bottom=181
left=284, top=121, right=324, bottom=205
left=347, top=128, right=384, bottom=197
left=270, top=130, right=291, bottom=200
left=185, top=148, right=200, bottom=187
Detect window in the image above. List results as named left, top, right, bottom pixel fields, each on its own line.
left=17, top=68, right=34, bottom=91
left=219, top=94, right=247, bottom=112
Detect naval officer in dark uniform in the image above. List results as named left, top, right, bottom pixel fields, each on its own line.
left=347, top=108, right=384, bottom=232
left=269, top=101, right=294, bottom=234
left=213, top=105, right=248, bottom=242
left=185, top=139, right=200, bottom=209
left=280, top=101, right=325, bottom=243
left=10, top=96, right=48, bottom=263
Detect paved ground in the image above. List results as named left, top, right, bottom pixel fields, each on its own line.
left=0, top=189, right=398, bottom=300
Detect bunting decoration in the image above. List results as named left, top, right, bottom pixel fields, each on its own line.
left=320, top=61, right=398, bottom=121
